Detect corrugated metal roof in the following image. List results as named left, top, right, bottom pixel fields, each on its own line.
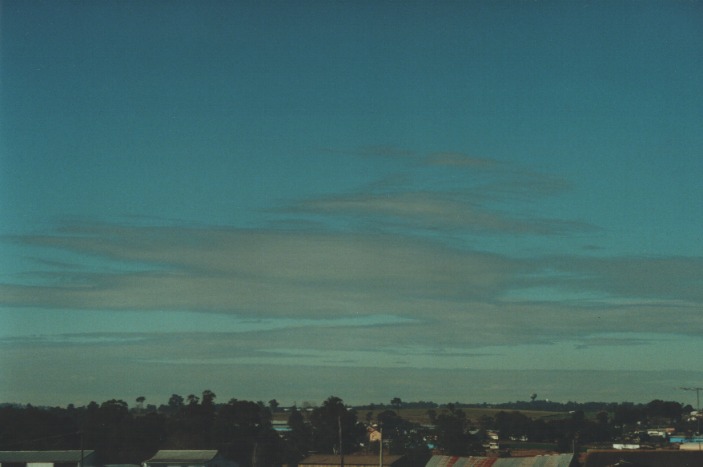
left=299, top=454, right=404, bottom=466
left=583, top=450, right=703, bottom=467
left=493, top=454, right=573, bottom=467
left=145, top=451, right=219, bottom=463
left=455, top=457, right=495, bottom=467
left=426, top=455, right=573, bottom=467
left=425, top=456, right=497, bottom=467
left=0, top=451, right=95, bottom=463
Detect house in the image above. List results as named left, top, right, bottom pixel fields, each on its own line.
left=142, top=451, right=237, bottom=467
left=298, top=454, right=406, bottom=467
left=0, top=451, right=97, bottom=467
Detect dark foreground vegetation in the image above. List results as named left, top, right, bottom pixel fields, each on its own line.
left=0, top=392, right=698, bottom=467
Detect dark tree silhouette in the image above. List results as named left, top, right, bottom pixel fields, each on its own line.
left=268, top=399, right=280, bottom=413
left=433, top=405, right=480, bottom=456
left=309, top=396, right=363, bottom=455
left=391, top=397, right=402, bottom=412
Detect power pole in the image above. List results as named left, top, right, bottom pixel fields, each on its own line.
left=79, top=430, right=84, bottom=467
left=379, top=424, right=383, bottom=467
left=338, top=416, right=344, bottom=467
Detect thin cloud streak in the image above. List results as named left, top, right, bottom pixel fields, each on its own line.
left=1, top=226, right=519, bottom=314
left=290, top=191, right=595, bottom=235
left=2, top=327, right=701, bottom=406
left=284, top=148, right=596, bottom=237
left=2, top=224, right=702, bottom=346
left=2, top=145, right=699, bottom=355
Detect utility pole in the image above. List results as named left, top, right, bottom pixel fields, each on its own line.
left=338, top=416, right=344, bottom=467
left=680, top=387, right=703, bottom=436
left=379, top=424, right=383, bottom=467
left=79, top=430, right=84, bottom=467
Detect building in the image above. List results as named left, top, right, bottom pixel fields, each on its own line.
left=0, top=451, right=97, bottom=467
left=298, top=454, right=406, bottom=467
left=679, top=443, right=703, bottom=451
left=142, top=451, right=237, bottom=467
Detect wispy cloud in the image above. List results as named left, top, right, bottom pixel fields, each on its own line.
left=1, top=226, right=518, bottom=312
left=290, top=191, right=594, bottom=235
left=3, top=223, right=702, bottom=345
left=2, top=325, right=701, bottom=405
left=2, top=147, right=701, bottom=403
left=520, top=255, right=703, bottom=303
left=426, top=152, right=501, bottom=169
left=284, top=148, right=594, bottom=237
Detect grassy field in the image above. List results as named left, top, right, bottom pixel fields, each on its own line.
left=358, top=407, right=570, bottom=425
left=273, top=406, right=569, bottom=425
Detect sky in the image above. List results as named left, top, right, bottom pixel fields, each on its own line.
left=1, top=0, right=702, bottom=408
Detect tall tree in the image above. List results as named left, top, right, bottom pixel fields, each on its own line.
left=216, top=399, right=281, bottom=467
left=309, top=397, right=363, bottom=455
left=433, top=406, right=478, bottom=456
left=166, top=394, right=184, bottom=414
left=87, top=400, right=131, bottom=463
left=202, top=390, right=217, bottom=408
left=136, top=396, right=146, bottom=414
left=285, top=406, right=311, bottom=466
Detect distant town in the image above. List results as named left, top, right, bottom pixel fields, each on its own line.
left=1, top=391, right=702, bottom=467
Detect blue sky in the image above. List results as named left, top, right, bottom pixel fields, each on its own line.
left=1, top=0, right=702, bottom=407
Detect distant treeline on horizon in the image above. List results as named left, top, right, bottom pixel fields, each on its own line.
left=1, top=396, right=694, bottom=414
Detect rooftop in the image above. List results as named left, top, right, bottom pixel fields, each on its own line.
left=0, top=451, right=95, bottom=463
left=144, top=451, right=220, bottom=463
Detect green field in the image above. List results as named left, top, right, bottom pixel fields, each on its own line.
left=273, top=407, right=570, bottom=425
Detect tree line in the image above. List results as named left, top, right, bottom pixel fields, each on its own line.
left=0, top=393, right=696, bottom=467
left=0, top=393, right=385, bottom=467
